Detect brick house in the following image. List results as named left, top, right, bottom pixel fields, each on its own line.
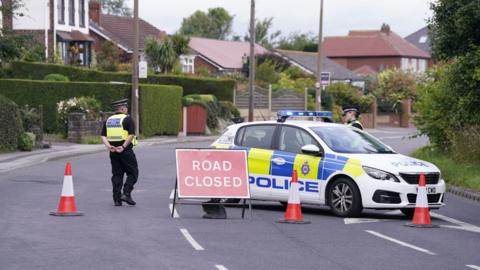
left=1, top=0, right=94, bottom=66
left=322, top=25, right=431, bottom=75
left=88, top=0, right=166, bottom=62
left=181, top=37, right=269, bottom=75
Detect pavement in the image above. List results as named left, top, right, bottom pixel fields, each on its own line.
left=0, top=135, right=218, bottom=174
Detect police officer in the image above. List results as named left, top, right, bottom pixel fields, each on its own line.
left=342, top=105, right=364, bottom=130
left=101, top=99, right=139, bottom=206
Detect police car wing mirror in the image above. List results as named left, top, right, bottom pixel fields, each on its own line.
left=301, top=144, right=322, bottom=156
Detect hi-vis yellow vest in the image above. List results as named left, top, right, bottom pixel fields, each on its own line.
left=106, top=114, right=137, bottom=145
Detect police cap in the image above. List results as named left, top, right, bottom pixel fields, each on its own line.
left=111, top=99, right=129, bottom=108
left=342, top=105, right=360, bottom=116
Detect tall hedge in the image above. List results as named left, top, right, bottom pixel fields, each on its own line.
left=10, top=61, right=234, bottom=101
left=0, top=95, right=23, bottom=151
left=0, top=79, right=182, bottom=136
left=140, top=84, right=182, bottom=136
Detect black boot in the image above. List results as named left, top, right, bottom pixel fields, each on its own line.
left=114, top=201, right=122, bottom=206
left=121, top=193, right=136, bottom=205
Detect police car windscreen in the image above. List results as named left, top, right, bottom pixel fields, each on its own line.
left=310, top=127, right=395, bottom=154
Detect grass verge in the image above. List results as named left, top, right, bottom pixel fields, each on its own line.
left=412, top=146, right=480, bottom=192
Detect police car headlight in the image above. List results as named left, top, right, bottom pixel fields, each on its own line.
left=363, top=166, right=400, bottom=182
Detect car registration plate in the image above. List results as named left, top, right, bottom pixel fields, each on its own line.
left=416, top=187, right=436, bottom=194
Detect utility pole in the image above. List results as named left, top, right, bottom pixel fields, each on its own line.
left=316, top=0, right=324, bottom=111
left=248, top=0, right=256, bottom=122
left=131, top=0, right=140, bottom=135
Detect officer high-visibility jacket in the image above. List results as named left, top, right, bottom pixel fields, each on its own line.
left=101, top=113, right=137, bottom=148
left=347, top=120, right=363, bottom=130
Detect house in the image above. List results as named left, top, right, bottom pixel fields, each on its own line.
left=1, top=0, right=94, bottom=66
left=322, top=25, right=431, bottom=74
left=274, top=49, right=364, bottom=84
left=88, top=0, right=166, bottom=62
left=405, top=26, right=431, bottom=55
left=182, top=37, right=269, bottom=75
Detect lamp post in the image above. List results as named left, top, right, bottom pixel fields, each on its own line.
left=316, top=0, right=324, bottom=111
left=131, top=0, right=139, bottom=135
left=247, top=0, right=256, bottom=122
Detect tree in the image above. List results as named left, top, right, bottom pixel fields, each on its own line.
left=276, top=32, right=318, bottom=52
left=171, top=33, right=190, bottom=56
left=179, top=7, right=233, bottom=40
left=374, top=68, right=417, bottom=112
left=244, top=17, right=281, bottom=49
left=428, top=0, right=480, bottom=60
left=144, top=36, right=176, bottom=73
left=101, top=0, right=131, bottom=17
left=96, top=41, right=119, bottom=71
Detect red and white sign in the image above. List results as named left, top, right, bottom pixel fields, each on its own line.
left=176, top=149, right=250, bottom=198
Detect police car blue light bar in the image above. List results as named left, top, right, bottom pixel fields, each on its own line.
left=277, top=111, right=333, bottom=122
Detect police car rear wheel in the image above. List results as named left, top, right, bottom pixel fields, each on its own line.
left=328, top=178, right=362, bottom=217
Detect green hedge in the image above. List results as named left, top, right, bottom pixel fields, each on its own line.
left=140, top=84, right=182, bottom=136
left=0, top=79, right=182, bottom=136
left=10, top=61, right=234, bottom=101
left=0, top=95, right=23, bottom=151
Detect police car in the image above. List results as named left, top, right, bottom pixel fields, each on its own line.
left=211, top=111, right=446, bottom=217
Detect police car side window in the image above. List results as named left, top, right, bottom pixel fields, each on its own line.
left=279, top=126, right=319, bottom=154
left=238, top=125, right=276, bottom=149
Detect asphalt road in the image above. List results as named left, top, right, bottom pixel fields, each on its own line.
left=0, top=128, right=479, bottom=270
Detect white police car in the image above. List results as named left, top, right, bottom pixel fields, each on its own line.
left=211, top=111, right=446, bottom=217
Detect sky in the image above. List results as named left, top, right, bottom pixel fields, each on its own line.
left=127, top=0, right=433, bottom=38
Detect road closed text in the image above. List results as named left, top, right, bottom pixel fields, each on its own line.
left=176, top=149, right=250, bottom=198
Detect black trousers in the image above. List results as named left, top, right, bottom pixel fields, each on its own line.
left=110, top=148, right=139, bottom=201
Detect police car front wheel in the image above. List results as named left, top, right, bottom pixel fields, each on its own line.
left=328, top=178, right=362, bottom=217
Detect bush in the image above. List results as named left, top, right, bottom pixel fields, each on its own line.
left=97, top=41, right=119, bottom=72
left=446, top=126, right=480, bottom=163
left=140, top=84, right=183, bottom=136
left=374, top=68, right=417, bottom=113
left=0, top=79, right=182, bottom=136
left=11, top=61, right=235, bottom=101
left=219, top=101, right=240, bottom=119
left=183, top=94, right=223, bottom=130
left=256, top=60, right=279, bottom=85
left=44, top=73, right=70, bottom=82
left=17, top=132, right=34, bottom=151
left=0, top=95, right=23, bottom=151
left=56, top=96, right=102, bottom=136
left=327, top=83, right=374, bottom=113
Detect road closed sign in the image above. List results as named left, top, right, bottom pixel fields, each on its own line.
left=175, top=149, right=250, bottom=198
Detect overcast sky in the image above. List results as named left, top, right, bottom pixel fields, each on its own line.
left=128, top=0, right=433, bottom=38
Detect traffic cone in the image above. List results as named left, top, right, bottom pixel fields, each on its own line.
left=405, top=174, right=437, bottom=228
left=276, top=170, right=310, bottom=224
left=50, top=162, right=84, bottom=216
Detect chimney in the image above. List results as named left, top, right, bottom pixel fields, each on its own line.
left=380, top=23, right=391, bottom=35
left=89, top=0, right=101, bottom=24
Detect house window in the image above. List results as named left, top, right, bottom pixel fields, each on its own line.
left=411, top=58, right=417, bottom=71
left=58, top=0, right=65, bottom=24
left=79, top=0, right=85, bottom=27
left=401, top=58, right=409, bottom=71
left=419, top=59, right=427, bottom=72
left=69, top=0, right=75, bottom=26
left=181, top=55, right=195, bottom=74
left=419, top=35, right=428, bottom=44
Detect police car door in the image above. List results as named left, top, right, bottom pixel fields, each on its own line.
left=272, top=126, right=322, bottom=203
left=235, top=124, right=277, bottom=199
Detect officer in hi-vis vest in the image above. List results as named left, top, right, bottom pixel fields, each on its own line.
left=342, top=105, right=364, bottom=130
left=101, top=99, right=138, bottom=206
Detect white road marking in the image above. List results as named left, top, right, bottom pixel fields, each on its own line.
left=215, top=265, right=229, bottom=270
left=430, top=212, right=480, bottom=234
left=440, top=225, right=480, bottom=234
left=169, top=189, right=175, bottom=200
left=344, top=218, right=389, bottom=224
left=180, top=228, right=204, bottom=251
left=365, top=230, right=436, bottom=255
left=169, top=203, right=179, bottom=218
left=466, top=265, right=480, bottom=270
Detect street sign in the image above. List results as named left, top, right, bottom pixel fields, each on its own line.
left=321, top=72, right=331, bottom=86
left=175, top=149, right=250, bottom=198
left=139, top=61, right=148, bottom=78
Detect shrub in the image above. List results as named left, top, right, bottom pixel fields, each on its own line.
left=0, top=95, right=23, bottom=151
left=374, top=68, right=417, bottom=113
left=327, top=83, right=374, bottom=113
left=97, top=41, right=119, bottom=72
left=446, top=126, right=480, bottom=163
left=183, top=94, right=221, bottom=130
left=256, top=60, right=279, bottom=85
left=219, top=101, right=240, bottom=119
left=17, top=132, right=34, bottom=151
left=196, top=67, right=210, bottom=77
left=0, top=79, right=182, bottom=136
left=56, top=96, right=102, bottom=136
left=44, top=73, right=70, bottom=82
left=11, top=61, right=235, bottom=101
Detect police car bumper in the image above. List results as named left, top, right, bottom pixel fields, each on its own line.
left=358, top=175, right=446, bottom=209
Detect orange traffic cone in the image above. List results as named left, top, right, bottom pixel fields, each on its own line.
left=405, top=174, right=437, bottom=228
left=50, top=162, right=84, bottom=216
left=276, top=170, right=310, bottom=224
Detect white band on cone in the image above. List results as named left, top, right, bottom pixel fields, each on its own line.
left=415, top=186, right=428, bottom=208
left=61, top=175, right=75, bottom=197
left=288, top=182, right=300, bottom=204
